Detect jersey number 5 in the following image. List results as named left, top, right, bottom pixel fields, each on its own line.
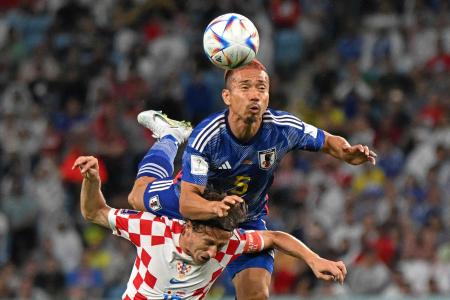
left=231, top=176, right=251, bottom=195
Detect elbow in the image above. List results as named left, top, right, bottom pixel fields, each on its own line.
left=269, top=231, right=283, bottom=248
left=81, top=210, right=96, bottom=222
left=127, top=192, right=139, bottom=210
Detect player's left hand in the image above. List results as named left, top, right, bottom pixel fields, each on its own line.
left=210, top=195, right=244, bottom=217
left=72, top=156, right=100, bottom=182
left=308, top=257, right=347, bottom=284
left=342, top=144, right=377, bottom=165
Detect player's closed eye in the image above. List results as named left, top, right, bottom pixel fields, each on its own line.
left=257, top=85, right=267, bottom=91
left=205, top=239, right=215, bottom=246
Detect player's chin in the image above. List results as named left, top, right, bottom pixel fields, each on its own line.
left=244, top=111, right=262, bottom=124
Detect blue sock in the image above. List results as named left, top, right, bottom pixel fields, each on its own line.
left=137, top=135, right=179, bottom=179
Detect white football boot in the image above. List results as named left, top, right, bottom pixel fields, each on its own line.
left=137, top=110, right=192, bottom=144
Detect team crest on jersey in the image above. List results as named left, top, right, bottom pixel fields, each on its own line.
left=149, top=195, right=162, bottom=211
left=176, top=261, right=192, bottom=279
left=258, top=148, right=276, bottom=170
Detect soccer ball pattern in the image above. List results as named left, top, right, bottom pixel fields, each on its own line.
left=203, top=13, right=259, bottom=70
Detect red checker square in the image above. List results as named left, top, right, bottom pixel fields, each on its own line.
left=124, top=295, right=131, bottom=300
left=214, top=251, right=225, bottom=263
left=133, top=273, right=143, bottom=289
left=225, top=239, right=239, bottom=255
left=144, top=271, right=157, bottom=288
left=151, top=235, right=165, bottom=245
left=129, top=233, right=141, bottom=246
left=153, top=216, right=164, bottom=223
left=140, top=219, right=153, bottom=235
left=116, top=216, right=129, bottom=232
left=135, top=292, right=147, bottom=299
left=129, top=211, right=144, bottom=219
left=172, top=221, right=183, bottom=234
left=140, top=250, right=151, bottom=266
left=164, top=226, right=173, bottom=238
left=134, top=257, right=141, bottom=268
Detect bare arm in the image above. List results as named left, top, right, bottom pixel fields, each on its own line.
left=180, top=181, right=244, bottom=220
left=258, top=231, right=347, bottom=284
left=321, top=131, right=377, bottom=165
left=73, top=156, right=111, bottom=228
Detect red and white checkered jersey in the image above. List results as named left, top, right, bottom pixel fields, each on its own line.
left=108, top=209, right=248, bottom=300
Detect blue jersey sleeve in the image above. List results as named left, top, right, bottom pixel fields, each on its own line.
left=292, top=121, right=325, bottom=151
left=269, top=110, right=325, bottom=151
left=181, top=111, right=226, bottom=186
left=181, top=145, right=209, bottom=186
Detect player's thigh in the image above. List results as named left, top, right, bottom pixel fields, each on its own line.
left=233, top=267, right=271, bottom=300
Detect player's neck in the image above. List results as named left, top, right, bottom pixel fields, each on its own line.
left=227, top=113, right=261, bottom=142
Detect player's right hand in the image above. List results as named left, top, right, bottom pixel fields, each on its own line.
left=309, top=257, right=347, bottom=284
left=210, top=195, right=244, bottom=217
left=72, top=156, right=100, bottom=182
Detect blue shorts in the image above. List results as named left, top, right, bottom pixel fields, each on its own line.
left=226, top=218, right=274, bottom=279
left=143, top=178, right=183, bottom=219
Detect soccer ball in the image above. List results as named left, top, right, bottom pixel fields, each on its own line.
left=203, top=13, right=259, bottom=70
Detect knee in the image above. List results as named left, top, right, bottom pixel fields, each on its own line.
left=245, top=289, right=269, bottom=300
left=236, top=281, right=269, bottom=300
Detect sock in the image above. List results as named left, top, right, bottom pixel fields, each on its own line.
left=136, top=135, right=179, bottom=179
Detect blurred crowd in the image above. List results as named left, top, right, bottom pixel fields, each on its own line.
left=0, top=0, right=449, bottom=299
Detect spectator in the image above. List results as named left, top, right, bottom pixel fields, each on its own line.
left=1, top=175, right=38, bottom=265
left=49, top=218, right=83, bottom=274
left=66, top=252, right=104, bottom=299
left=348, top=247, right=390, bottom=294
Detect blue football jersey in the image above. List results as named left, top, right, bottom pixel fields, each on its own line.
left=181, top=108, right=325, bottom=221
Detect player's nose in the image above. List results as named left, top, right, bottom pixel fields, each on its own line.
left=247, top=87, right=261, bottom=100
left=207, top=246, right=218, bottom=258
left=200, top=254, right=210, bottom=262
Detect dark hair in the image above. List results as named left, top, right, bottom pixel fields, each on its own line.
left=224, top=59, right=267, bottom=89
left=190, top=188, right=247, bottom=232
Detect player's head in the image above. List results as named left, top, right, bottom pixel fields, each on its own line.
left=222, top=59, right=270, bottom=124
left=181, top=189, right=246, bottom=264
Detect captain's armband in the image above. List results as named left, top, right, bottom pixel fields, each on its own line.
left=243, top=231, right=264, bottom=253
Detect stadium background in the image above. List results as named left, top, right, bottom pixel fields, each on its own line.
left=0, top=0, right=449, bottom=299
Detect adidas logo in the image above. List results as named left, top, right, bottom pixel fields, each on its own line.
left=218, top=161, right=232, bottom=170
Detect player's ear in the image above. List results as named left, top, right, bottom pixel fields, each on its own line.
left=183, top=220, right=192, bottom=236
left=222, top=89, right=231, bottom=106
